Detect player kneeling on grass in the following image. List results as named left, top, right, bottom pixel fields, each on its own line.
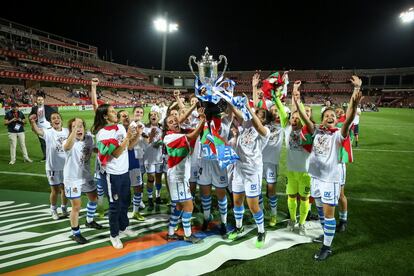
left=227, top=98, right=270, bottom=249
left=163, top=108, right=206, bottom=243
left=294, top=76, right=362, bottom=261
left=30, top=112, right=69, bottom=220
left=62, top=118, right=104, bottom=244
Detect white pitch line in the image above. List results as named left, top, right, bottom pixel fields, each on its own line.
left=0, top=171, right=46, bottom=177
left=0, top=204, right=48, bottom=215
left=0, top=213, right=50, bottom=225
left=0, top=209, right=52, bottom=218
left=0, top=220, right=169, bottom=268
left=0, top=203, right=29, bottom=211
left=0, top=208, right=87, bottom=234
left=353, top=148, right=414, bottom=153
left=348, top=197, right=414, bottom=204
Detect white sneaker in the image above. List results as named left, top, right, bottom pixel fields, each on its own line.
left=51, top=210, right=59, bottom=220
left=299, top=224, right=307, bottom=236
left=119, top=228, right=138, bottom=238
left=110, top=235, right=123, bottom=249
left=24, top=158, right=33, bottom=163
left=9, top=160, right=15, bottom=165
left=287, top=220, right=296, bottom=232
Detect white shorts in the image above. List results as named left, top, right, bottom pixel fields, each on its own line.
left=47, top=170, right=64, bottom=186
left=64, top=180, right=96, bottom=199
left=168, top=176, right=192, bottom=203
left=197, top=159, right=228, bottom=188
left=64, top=183, right=82, bottom=199
left=339, top=163, right=346, bottom=186
left=310, top=177, right=340, bottom=206
left=232, top=165, right=262, bottom=198
left=189, top=165, right=199, bottom=183
left=145, top=163, right=163, bottom=174
left=263, top=162, right=278, bottom=184
left=129, top=168, right=143, bottom=187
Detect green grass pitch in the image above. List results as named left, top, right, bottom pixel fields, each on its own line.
left=0, top=106, right=413, bottom=274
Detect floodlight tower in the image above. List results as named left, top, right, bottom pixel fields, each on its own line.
left=154, top=12, right=178, bottom=86
left=399, top=7, right=414, bottom=24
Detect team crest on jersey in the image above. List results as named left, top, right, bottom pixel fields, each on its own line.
left=72, top=187, right=78, bottom=193
left=314, top=134, right=330, bottom=156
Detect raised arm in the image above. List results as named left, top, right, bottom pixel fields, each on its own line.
left=291, top=80, right=301, bottom=113
left=90, top=78, right=99, bottom=112
left=178, top=102, right=197, bottom=124
left=64, top=119, right=82, bottom=151
left=174, top=90, right=186, bottom=110
left=341, top=76, right=363, bottom=138
left=228, top=102, right=244, bottom=122
left=29, top=114, right=44, bottom=137
left=186, top=108, right=206, bottom=141
left=293, top=95, right=315, bottom=134
left=244, top=94, right=268, bottom=137
left=252, top=73, right=261, bottom=107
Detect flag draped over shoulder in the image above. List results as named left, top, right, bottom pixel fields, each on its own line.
left=164, top=131, right=194, bottom=169
left=300, top=124, right=354, bottom=163
left=200, top=117, right=239, bottom=169
left=96, top=125, right=120, bottom=167
left=336, top=117, right=354, bottom=163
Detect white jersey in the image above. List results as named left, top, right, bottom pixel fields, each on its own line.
left=353, top=107, right=361, bottom=125
left=262, top=122, right=284, bottom=164
left=36, top=105, right=51, bottom=129
left=285, top=125, right=310, bottom=172
left=143, top=125, right=163, bottom=165
left=42, top=127, right=69, bottom=171
left=96, top=124, right=129, bottom=175
left=308, top=127, right=344, bottom=182
left=63, top=133, right=94, bottom=185
left=235, top=120, right=270, bottom=174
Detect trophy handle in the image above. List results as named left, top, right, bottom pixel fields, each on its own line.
left=188, top=55, right=198, bottom=78
left=218, top=55, right=228, bottom=80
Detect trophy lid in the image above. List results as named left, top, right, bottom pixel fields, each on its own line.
left=202, top=46, right=214, bottom=63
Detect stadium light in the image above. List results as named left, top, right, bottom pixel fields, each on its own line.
left=399, top=7, right=414, bottom=23
left=153, top=13, right=178, bottom=86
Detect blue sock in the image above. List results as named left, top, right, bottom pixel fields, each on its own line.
left=323, top=218, right=336, bottom=247
left=201, top=195, right=212, bottom=220
left=72, top=225, right=81, bottom=236
left=155, top=183, right=162, bottom=198
left=339, top=211, right=348, bottom=221
left=97, top=179, right=104, bottom=198
left=170, top=201, right=177, bottom=214
left=86, top=201, right=97, bottom=223
left=133, top=193, right=141, bottom=213
left=182, top=211, right=192, bottom=237
left=233, top=205, right=244, bottom=228
left=168, top=207, right=181, bottom=235
left=147, top=187, right=153, bottom=199
left=269, top=195, right=278, bottom=216
left=253, top=210, right=265, bottom=233
left=218, top=196, right=228, bottom=224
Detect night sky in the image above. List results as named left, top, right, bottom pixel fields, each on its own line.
left=1, top=0, right=413, bottom=71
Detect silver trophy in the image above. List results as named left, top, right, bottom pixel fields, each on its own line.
left=188, top=47, right=228, bottom=85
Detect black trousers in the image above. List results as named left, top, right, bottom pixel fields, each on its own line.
left=38, top=136, right=46, bottom=159
left=100, top=172, right=131, bottom=237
